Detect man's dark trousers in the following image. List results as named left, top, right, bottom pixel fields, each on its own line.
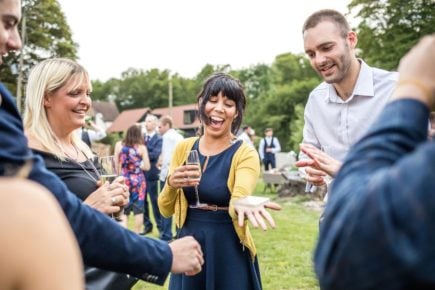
left=143, top=133, right=163, bottom=234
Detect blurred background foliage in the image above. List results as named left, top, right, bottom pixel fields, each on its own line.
left=1, top=0, right=433, bottom=152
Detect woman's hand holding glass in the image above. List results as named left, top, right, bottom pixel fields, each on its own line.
left=97, top=155, right=129, bottom=220
left=84, top=176, right=129, bottom=214
left=168, top=164, right=201, bottom=188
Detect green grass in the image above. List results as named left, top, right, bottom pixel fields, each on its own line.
left=132, top=182, right=321, bottom=290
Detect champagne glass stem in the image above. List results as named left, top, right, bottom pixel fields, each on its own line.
left=194, top=185, right=201, bottom=206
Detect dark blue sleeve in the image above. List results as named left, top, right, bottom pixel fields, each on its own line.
left=315, top=99, right=435, bottom=290
left=0, top=84, right=171, bottom=285
left=148, top=135, right=162, bottom=162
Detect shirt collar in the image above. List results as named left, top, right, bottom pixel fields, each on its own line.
left=326, top=59, right=375, bottom=103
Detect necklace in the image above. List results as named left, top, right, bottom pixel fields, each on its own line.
left=64, top=143, right=101, bottom=184
left=74, top=156, right=101, bottom=184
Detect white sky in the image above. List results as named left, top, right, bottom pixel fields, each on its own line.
left=57, top=0, right=350, bottom=81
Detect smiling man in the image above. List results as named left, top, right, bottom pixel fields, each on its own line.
left=296, top=9, right=397, bottom=199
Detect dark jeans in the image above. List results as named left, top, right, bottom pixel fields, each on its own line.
left=263, top=157, right=276, bottom=171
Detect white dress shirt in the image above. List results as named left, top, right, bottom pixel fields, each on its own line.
left=301, top=60, right=398, bottom=161
left=159, top=129, right=184, bottom=182
left=237, top=132, right=253, bottom=147
left=258, top=136, right=281, bottom=160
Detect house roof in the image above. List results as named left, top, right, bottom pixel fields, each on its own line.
left=152, top=103, right=200, bottom=130
left=107, top=108, right=150, bottom=133
left=90, top=101, right=119, bottom=122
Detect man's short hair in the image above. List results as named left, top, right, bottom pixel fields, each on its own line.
left=264, top=128, right=273, bottom=133
left=159, top=115, right=174, bottom=128
left=302, top=9, right=350, bottom=38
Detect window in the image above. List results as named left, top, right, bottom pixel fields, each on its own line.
left=183, top=110, right=197, bottom=125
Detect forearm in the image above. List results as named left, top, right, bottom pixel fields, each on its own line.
left=29, top=155, right=172, bottom=284
left=317, top=100, right=433, bottom=289
left=229, top=149, right=260, bottom=219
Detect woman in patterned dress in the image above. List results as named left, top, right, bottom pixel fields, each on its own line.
left=115, top=124, right=150, bottom=233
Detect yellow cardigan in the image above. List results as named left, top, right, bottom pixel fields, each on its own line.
left=158, top=137, right=260, bottom=259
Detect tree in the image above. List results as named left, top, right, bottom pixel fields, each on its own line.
left=349, top=0, right=435, bottom=70
left=0, top=0, right=77, bottom=111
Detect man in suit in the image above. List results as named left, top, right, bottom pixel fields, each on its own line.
left=141, top=114, right=163, bottom=236
left=0, top=0, right=203, bottom=284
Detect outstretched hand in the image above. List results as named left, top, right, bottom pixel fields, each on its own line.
left=235, top=202, right=282, bottom=230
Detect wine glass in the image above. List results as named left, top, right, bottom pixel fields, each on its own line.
left=98, top=155, right=118, bottom=183
left=186, top=150, right=206, bottom=208
left=98, top=155, right=123, bottom=220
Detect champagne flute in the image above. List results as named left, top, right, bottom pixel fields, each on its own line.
left=98, top=155, right=118, bottom=183
left=186, top=150, right=206, bottom=208
left=98, top=155, right=123, bottom=220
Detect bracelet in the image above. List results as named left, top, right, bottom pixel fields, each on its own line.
left=397, top=79, right=432, bottom=100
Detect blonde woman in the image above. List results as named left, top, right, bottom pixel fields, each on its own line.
left=23, top=58, right=137, bottom=289
left=23, top=58, right=128, bottom=212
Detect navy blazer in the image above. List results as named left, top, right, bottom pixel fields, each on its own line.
left=0, top=83, right=171, bottom=285
left=144, top=133, right=162, bottom=181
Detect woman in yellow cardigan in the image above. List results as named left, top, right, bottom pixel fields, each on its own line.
left=158, top=73, right=281, bottom=290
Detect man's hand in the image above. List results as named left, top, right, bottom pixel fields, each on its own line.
left=295, top=144, right=342, bottom=185
left=168, top=236, right=204, bottom=276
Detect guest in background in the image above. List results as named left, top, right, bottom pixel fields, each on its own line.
left=141, top=114, right=163, bottom=236
left=157, top=115, right=184, bottom=241
left=76, top=114, right=107, bottom=147
left=115, top=124, right=150, bottom=233
left=258, top=128, right=281, bottom=171
left=237, top=125, right=254, bottom=147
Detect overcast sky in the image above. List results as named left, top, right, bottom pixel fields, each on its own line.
left=57, top=0, right=350, bottom=81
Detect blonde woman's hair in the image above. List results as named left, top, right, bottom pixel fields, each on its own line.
left=23, top=58, right=94, bottom=161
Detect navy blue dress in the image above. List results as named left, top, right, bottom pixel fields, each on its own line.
left=169, top=140, right=262, bottom=290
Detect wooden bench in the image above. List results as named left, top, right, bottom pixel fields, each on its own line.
left=262, top=171, right=285, bottom=193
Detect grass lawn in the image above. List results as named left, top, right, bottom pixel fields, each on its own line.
left=132, top=182, right=321, bottom=290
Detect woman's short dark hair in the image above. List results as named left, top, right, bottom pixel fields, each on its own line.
left=196, top=73, right=246, bottom=135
